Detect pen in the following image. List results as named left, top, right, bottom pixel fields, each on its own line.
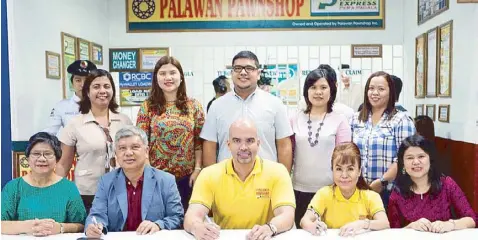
left=309, top=207, right=327, bottom=235
left=204, top=215, right=213, bottom=224
left=92, top=216, right=102, bottom=231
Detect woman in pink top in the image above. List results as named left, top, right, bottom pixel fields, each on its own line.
left=388, top=135, right=476, bottom=232
left=290, top=67, right=351, bottom=228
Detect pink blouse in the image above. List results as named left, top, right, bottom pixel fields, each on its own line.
left=388, top=176, right=477, bottom=228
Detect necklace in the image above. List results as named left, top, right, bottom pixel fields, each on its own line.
left=412, top=185, right=429, bottom=200
left=307, top=112, right=327, bottom=147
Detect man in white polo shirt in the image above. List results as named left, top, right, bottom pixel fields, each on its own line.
left=337, top=65, right=363, bottom=111
left=201, top=51, right=293, bottom=172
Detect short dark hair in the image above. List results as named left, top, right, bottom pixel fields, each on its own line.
left=232, top=51, right=259, bottom=68
left=26, top=132, right=62, bottom=162
left=213, top=76, right=228, bottom=94
left=79, top=69, right=119, bottom=114
left=303, top=69, right=337, bottom=114
left=317, top=64, right=337, bottom=84
left=395, top=135, right=443, bottom=198
left=391, top=75, right=403, bottom=101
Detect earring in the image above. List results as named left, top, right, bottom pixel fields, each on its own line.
left=402, top=168, right=406, bottom=174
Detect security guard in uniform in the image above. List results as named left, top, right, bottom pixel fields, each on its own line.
left=206, top=75, right=230, bottom=113
left=258, top=67, right=273, bottom=93
left=43, top=60, right=97, bottom=136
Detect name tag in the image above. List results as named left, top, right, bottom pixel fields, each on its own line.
left=256, top=188, right=271, bottom=199
left=77, top=169, right=92, bottom=176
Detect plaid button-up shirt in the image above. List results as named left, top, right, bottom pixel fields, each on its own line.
left=350, top=111, right=416, bottom=188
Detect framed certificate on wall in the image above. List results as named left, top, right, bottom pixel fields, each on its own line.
left=426, top=27, right=439, bottom=97
left=415, top=34, right=427, bottom=98
left=416, top=104, right=425, bottom=117
left=139, top=48, right=170, bottom=71
left=77, top=38, right=90, bottom=60
left=61, top=32, right=78, bottom=99
left=438, top=104, right=450, bottom=122
left=426, top=104, right=436, bottom=121
left=438, top=20, right=453, bottom=97
left=45, top=51, right=61, bottom=79
left=90, top=42, right=103, bottom=65
left=418, top=0, right=449, bottom=25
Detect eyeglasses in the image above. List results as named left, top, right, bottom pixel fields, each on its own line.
left=30, top=151, right=55, bottom=159
left=232, top=66, right=257, bottom=73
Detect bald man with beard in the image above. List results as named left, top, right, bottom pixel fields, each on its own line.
left=185, top=118, right=296, bottom=240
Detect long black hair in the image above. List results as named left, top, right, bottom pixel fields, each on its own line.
left=395, top=135, right=443, bottom=198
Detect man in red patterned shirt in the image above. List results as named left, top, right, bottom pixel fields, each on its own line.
left=84, top=126, right=184, bottom=238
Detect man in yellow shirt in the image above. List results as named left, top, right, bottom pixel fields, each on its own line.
left=184, top=118, right=295, bottom=240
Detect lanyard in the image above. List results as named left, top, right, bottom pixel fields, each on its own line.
left=95, top=122, right=114, bottom=172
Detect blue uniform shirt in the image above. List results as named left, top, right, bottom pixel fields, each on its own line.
left=43, top=94, right=81, bottom=136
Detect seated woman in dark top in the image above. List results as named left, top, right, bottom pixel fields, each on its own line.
left=388, top=135, right=476, bottom=232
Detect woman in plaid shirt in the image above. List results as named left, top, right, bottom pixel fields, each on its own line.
left=350, top=71, right=415, bottom=208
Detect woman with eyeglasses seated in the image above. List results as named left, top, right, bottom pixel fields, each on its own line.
left=56, top=69, right=133, bottom=214
left=300, top=142, right=390, bottom=237
left=388, top=135, right=476, bottom=232
left=1, top=132, right=86, bottom=236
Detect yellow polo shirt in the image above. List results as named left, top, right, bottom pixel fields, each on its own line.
left=308, top=186, right=385, bottom=229
left=189, top=156, right=296, bottom=229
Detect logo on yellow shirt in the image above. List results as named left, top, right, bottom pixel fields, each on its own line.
left=256, top=188, right=270, bottom=199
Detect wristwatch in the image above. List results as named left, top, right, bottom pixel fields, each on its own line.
left=363, top=219, right=371, bottom=230
left=379, top=176, right=388, bottom=186
left=267, top=223, right=278, bottom=236
left=59, top=223, right=64, bottom=234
